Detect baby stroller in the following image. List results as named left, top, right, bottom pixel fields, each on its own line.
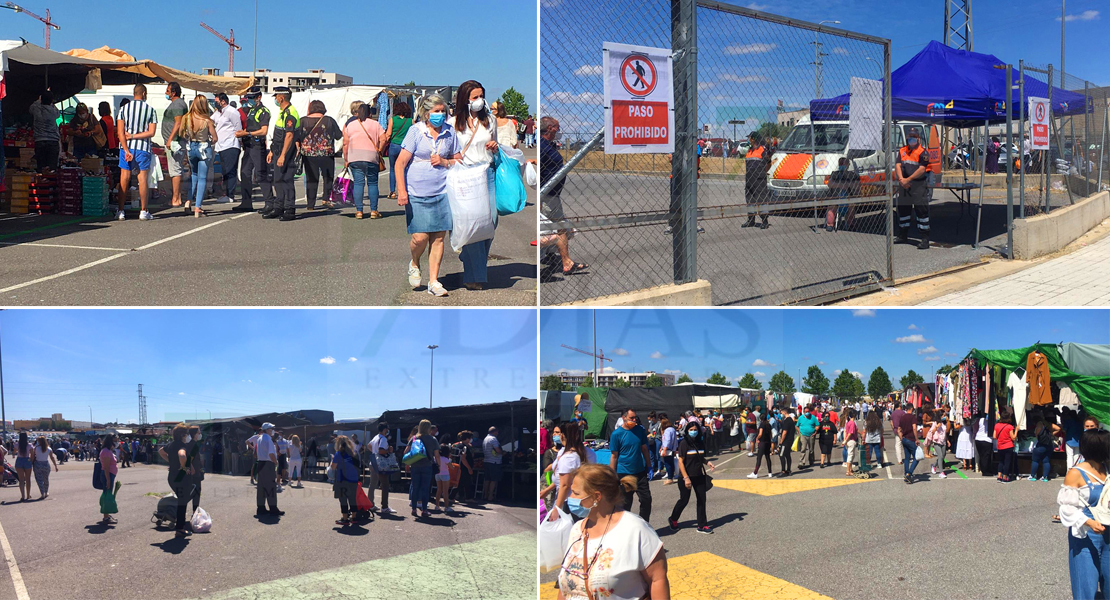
left=1, top=462, right=17, bottom=487
left=151, top=493, right=180, bottom=528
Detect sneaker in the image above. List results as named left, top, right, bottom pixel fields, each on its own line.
left=931, top=466, right=937, bottom=475
left=696, top=526, right=714, bottom=535
left=668, top=518, right=679, bottom=530
left=746, top=472, right=758, bottom=479
left=407, top=261, right=421, bottom=288
left=747, top=453, right=754, bottom=457
left=938, top=473, right=947, bottom=479
left=427, top=281, right=448, bottom=297
left=117, top=210, right=126, bottom=221
left=218, top=196, right=231, bottom=204
left=766, top=472, right=773, bottom=478
left=383, top=506, right=397, bottom=514
left=139, top=210, right=154, bottom=220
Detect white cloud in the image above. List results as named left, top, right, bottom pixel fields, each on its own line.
left=852, top=309, right=876, bottom=317
left=831, top=46, right=850, bottom=56
left=698, top=81, right=716, bottom=91
left=721, top=73, right=769, bottom=84
left=753, top=371, right=766, bottom=378
left=545, top=91, right=604, bottom=105
left=574, top=65, right=603, bottom=76
left=347, top=357, right=358, bottom=362
left=944, top=352, right=960, bottom=357
left=320, top=356, right=336, bottom=365
left=908, top=324, right=921, bottom=330
left=278, top=367, right=289, bottom=372
left=895, top=334, right=928, bottom=343
left=650, top=351, right=665, bottom=359
left=241, top=379, right=252, bottom=383
left=725, top=42, right=777, bottom=55
left=924, top=356, right=942, bottom=361
left=818, top=361, right=827, bottom=366
left=852, top=371, right=863, bottom=379
left=752, top=359, right=775, bottom=367
left=833, top=369, right=842, bottom=376
left=1058, top=10, right=1099, bottom=22
left=746, top=2, right=770, bottom=9
left=917, top=346, right=938, bottom=355
left=611, top=348, right=630, bottom=356
left=178, top=392, right=186, bottom=396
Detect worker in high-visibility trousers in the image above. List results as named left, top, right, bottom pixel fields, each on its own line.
left=743, top=133, right=773, bottom=230
left=895, top=127, right=932, bottom=249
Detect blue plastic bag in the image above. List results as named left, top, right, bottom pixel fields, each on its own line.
left=495, top=147, right=527, bottom=216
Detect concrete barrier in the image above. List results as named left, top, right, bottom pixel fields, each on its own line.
left=1012, top=190, right=1110, bottom=260
left=556, top=280, right=712, bottom=306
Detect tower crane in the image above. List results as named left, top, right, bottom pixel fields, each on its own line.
left=561, top=344, right=613, bottom=382
left=3, top=3, right=60, bottom=49
left=200, top=22, right=241, bottom=73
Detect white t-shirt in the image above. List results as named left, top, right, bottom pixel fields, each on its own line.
left=558, top=512, right=664, bottom=600
left=370, top=434, right=388, bottom=455
left=34, top=446, right=52, bottom=463
left=255, top=433, right=276, bottom=462
left=457, top=118, right=497, bottom=167
left=975, top=417, right=993, bottom=442
left=483, top=434, right=502, bottom=464
left=552, top=448, right=582, bottom=491
left=212, top=105, right=242, bottom=152
left=288, top=444, right=302, bottom=462
left=247, top=434, right=260, bottom=452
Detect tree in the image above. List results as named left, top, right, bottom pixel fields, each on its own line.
left=706, top=372, right=731, bottom=386
left=677, top=373, right=693, bottom=384
left=801, top=365, right=830, bottom=396
left=541, top=375, right=565, bottom=392
left=403, top=80, right=416, bottom=87
left=582, top=375, right=594, bottom=388
left=831, top=369, right=861, bottom=399
left=499, top=87, right=530, bottom=118
left=851, top=376, right=866, bottom=399
left=611, top=378, right=631, bottom=388
left=737, top=373, right=763, bottom=390
left=935, top=364, right=954, bottom=376
left=867, top=366, right=893, bottom=399
left=768, top=371, right=795, bottom=394
left=755, top=121, right=791, bottom=143
left=900, top=369, right=924, bottom=389
left=643, top=374, right=665, bottom=388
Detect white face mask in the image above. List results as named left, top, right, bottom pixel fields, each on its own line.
left=195, top=433, right=202, bottom=441
left=469, top=98, right=485, bottom=113
left=184, top=435, right=192, bottom=444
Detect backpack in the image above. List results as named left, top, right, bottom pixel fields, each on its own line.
left=403, top=438, right=428, bottom=466
left=335, top=452, right=359, bottom=483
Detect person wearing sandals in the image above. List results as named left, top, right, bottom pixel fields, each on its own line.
left=342, top=103, right=387, bottom=219
left=395, top=95, right=461, bottom=298
left=14, top=432, right=33, bottom=501
left=99, top=435, right=121, bottom=524
left=31, top=436, right=58, bottom=499
left=1058, top=428, right=1110, bottom=599
left=331, top=435, right=362, bottom=526
left=158, top=424, right=194, bottom=538
left=299, top=100, right=342, bottom=212
left=383, top=101, right=414, bottom=201
left=179, top=96, right=218, bottom=218
left=288, top=435, right=304, bottom=488
left=403, top=419, right=441, bottom=518
left=453, top=80, right=501, bottom=291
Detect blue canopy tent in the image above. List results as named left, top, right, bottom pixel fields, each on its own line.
left=810, top=41, right=1088, bottom=126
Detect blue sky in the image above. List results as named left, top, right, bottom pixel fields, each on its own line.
left=0, top=309, right=536, bottom=424
left=540, top=308, right=1110, bottom=387
left=541, top=0, right=1107, bottom=138
left=4, top=0, right=537, bottom=111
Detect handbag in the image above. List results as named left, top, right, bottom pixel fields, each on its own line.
left=705, top=474, right=714, bottom=490
left=403, top=438, right=428, bottom=466
left=355, top=119, right=387, bottom=173
left=378, top=453, right=400, bottom=473
left=332, top=167, right=353, bottom=203
left=93, top=460, right=106, bottom=490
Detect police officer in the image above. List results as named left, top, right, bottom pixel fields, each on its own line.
left=743, top=133, right=773, bottom=229
left=232, top=87, right=271, bottom=213
left=895, top=127, right=931, bottom=249
left=267, top=86, right=300, bottom=221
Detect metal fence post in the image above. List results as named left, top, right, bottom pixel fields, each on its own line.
left=1005, top=64, right=1014, bottom=258
left=1085, top=81, right=1091, bottom=196
left=1019, top=60, right=1025, bottom=218
left=884, top=39, right=893, bottom=282
left=671, top=0, right=698, bottom=284
left=1046, top=64, right=1053, bottom=212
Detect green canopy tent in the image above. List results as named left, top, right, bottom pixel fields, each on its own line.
left=574, top=387, right=609, bottom=439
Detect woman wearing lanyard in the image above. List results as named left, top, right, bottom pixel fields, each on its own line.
left=452, top=80, right=501, bottom=292
left=395, top=95, right=461, bottom=298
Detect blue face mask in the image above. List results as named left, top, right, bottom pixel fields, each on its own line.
left=687, top=429, right=699, bottom=438
left=567, top=496, right=592, bottom=518
left=429, top=113, right=446, bottom=127
left=552, top=434, right=563, bottom=446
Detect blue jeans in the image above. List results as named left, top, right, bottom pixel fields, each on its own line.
left=870, top=443, right=883, bottom=465
left=662, top=454, right=675, bottom=480
left=388, top=143, right=403, bottom=194
left=1031, top=445, right=1052, bottom=480
left=188, top=142, right=213, bottom=208
left=460, top=168, right=497, bottom=284
left=1070, top=530, right=1110, bottom=600
left=649, top=438, right=661, bottom=475
left=902, top=438, right=919, bottom=477
left=409, top=465, right=433, bottom=510
left=349, top=161, right=378, bottom=212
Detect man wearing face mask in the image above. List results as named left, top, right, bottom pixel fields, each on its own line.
left=895, top=127, right=932, bottom=249
left=267, top=87, right=300, bottom=221
left=608, top=408, right=652, bottom=520
left=211, top=93, right=242, bottom=204
left=254, top=423, right=284, bottom=517
left=232, top=88, right=271, bottom=213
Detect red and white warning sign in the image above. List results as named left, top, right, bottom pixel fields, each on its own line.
left=1028, top=96, right=1050, bottom=150
left=604, top=42, right=674, bottom=154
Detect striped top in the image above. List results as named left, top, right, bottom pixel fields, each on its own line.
left=117, top=99, right=158, bottom=153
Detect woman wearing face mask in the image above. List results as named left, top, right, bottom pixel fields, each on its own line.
left=453, top=80, right=502, bottom=292
left=99, top=435, right=120, bottom=524
left=748, top=412, right=775, bottom=479
left=158, top=424, right=194, bottom=538
left=68, top=102, right=104, bottom=159
left=668, top=421, right=716, bottom=534
left=543, top=421, right=588, bottom=521
left=558, top=464, right=669, bottom=600
left=395, top=94, right=462, bottom=298
left=185, top=425, right=205, bottom=517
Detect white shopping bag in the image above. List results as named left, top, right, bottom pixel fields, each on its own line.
left=190, top=506, right=212, bottom=533
left=538, top=507, right=574, bottom=574
left=445, top=162, right=496, bottom=253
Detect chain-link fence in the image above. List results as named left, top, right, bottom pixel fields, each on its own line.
left=539, top=0, right=894, bottom=305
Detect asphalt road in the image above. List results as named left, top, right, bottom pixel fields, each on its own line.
left=540, top=171, right=999, bottom=305
left=0, top=461, right=535, bottom=600
left=541, top=432, right=1068, bottom=600
left=0, top=159, right=537, bottom=307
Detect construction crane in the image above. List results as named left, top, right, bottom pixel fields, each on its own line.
left=3, top=3, right=60, bottom=49
left=199, top=22, right=241, bottom=72
left=561, top=344, right=613, bottom=383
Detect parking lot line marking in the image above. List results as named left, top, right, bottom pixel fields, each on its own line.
left=0, top=252, right=129, bottom=295
left=0, top=517, right=30, bottom=600
left=0, top=241, right=132, bottom=252
left=134, top=218, right=233, bottom=251
left=884, top=448, right=894, bottom=479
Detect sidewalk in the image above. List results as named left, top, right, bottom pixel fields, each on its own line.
left=923, top=232, right=1110, bottom=305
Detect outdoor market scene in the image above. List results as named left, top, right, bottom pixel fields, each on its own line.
left=538, top=308, right=1110, bottom=600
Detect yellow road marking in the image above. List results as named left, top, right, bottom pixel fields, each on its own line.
left=541, top=551, right=833, bottom=600
left=713, top=477, right=874, bottom=496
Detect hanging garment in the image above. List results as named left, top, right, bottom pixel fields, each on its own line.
left=1008, top=370, right=1028, bottom=431
left=1058, top=384, right=1081, bottom=411
left=1027, top=351, right=1052, bottom=406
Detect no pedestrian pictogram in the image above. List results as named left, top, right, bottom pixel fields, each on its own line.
left=620, top=54, right=657, bottom=97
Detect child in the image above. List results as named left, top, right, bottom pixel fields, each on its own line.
left=434, top=450, right=451, bottom=512
left=929, top=415, right=948, bottom=479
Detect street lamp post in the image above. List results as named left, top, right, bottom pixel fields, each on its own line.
left=812, top=20, right=841, bottom=99
left=0, top=312, right=5, bottom=434
left=427, top=345, right=439, bottom=408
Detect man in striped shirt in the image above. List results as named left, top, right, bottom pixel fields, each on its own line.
left=115, top=84, right=158, bottom=221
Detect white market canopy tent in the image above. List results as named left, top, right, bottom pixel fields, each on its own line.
left=673, top=382, right=761, bottom=409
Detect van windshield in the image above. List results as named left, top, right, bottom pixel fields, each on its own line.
left=779, top=124, right=850, bottom=153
